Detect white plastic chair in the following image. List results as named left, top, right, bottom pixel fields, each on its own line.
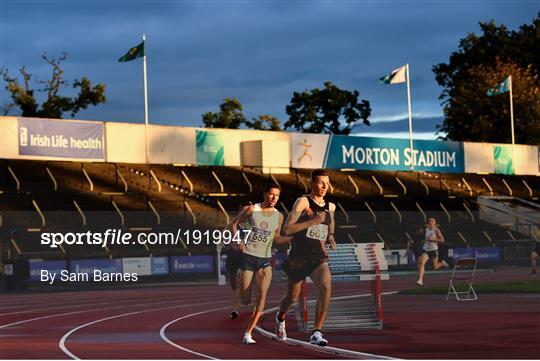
left=446, top=257, right=478, bottom=301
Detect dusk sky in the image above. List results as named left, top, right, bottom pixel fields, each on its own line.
left=1, top=0, right=538, bottom=139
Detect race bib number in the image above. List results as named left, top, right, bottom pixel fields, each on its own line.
left=306, top=223, right=328, bottom=241
left=250, top=228, right=273, bottom=243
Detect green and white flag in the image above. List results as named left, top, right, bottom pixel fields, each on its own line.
left=487, top=76, right=510, bottom=96
left=118, top=41, right=144, bottom=62
left=379, top=65, right=407, bottom=84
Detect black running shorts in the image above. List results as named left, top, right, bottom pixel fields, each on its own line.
left=240, top=253, right=271, bottom=271
left=283, top=257, right=328, bottom=281
left=423, top=250, right=439, bottom=260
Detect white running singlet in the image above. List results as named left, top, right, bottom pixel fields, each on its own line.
left=423, top=227, right=439, bottom=251
left=243, top=203, right=280, bottom=259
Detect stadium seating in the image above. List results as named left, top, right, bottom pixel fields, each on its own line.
left=0, top=158, right=537, bottom=262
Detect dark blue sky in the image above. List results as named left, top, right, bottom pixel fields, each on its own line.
left=1, top=0, right=538, bottom=139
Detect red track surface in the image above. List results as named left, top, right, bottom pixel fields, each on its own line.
left=1, top=267, right=539, bottom=359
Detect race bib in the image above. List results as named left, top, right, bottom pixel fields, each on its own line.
left=250, top=228, right=273, bottom=243
left=306, top=223, right=328, bottom=241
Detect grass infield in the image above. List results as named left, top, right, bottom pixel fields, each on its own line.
left=401, top=280, right=540, bottom=295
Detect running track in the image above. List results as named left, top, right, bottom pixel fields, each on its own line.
left=1, top=267, right=538, bottom=359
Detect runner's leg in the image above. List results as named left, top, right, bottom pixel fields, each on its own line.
left=245, top=266, right=272, bottom=335
left=309, top=262, right=332, bottom=331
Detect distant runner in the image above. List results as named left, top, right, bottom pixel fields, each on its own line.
left=416, top=217, right=448, bottom=286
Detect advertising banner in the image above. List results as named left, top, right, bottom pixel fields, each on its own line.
left=290, top=133, right=331, bottom=169
left=383, top=249, right=408, bottom=266
left=196, top=130, right=224, bottom=165
left=494, top=145, right=514, bottom=175
left=325, top=135, right=465, bottom=172
left=70, top=259, right=123, bottom=274
left=151, top=257, right=170, bottom=275
left=29, top=259, right=67, bottom=281
left=171, top=255, right=214, bottom=274
left=122, top=257, right=152, bottom=276
left=451, top=247, right=501, bottom=263
left=18, top=117, right=105, bottom=159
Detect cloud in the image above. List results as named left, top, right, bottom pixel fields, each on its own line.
left=1, top=1, right=537, bottom=132
left=352, top=115, right=443, bottom=135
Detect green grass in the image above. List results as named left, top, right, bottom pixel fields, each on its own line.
left=401, top=280, right=540, bottom=295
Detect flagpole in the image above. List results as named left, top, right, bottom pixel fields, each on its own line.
left=142, top=34, right=149, bottom=163
left=406, top=63, right=414, bottom=171
left=509, top=75, right=515, bottom=173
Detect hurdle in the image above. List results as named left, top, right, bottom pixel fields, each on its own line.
left=295, top=243, right=389, bottom=332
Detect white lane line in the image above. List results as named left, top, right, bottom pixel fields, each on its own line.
left=157, top=293, right=345, bottom=360
left=0, top=287, right=222, bottom=309
left=59, top=299, right=229, bottom=360
left=0, top=289, right=225, bottom=316
left=0, top=298, right=170, bottom=317
left=60, top=311, right=140, bottom=360
left=159, top=306, right=231, bottom=360
left=254, top=291, right=400, bottom=360
left=59, top=289, right=391, bottom=360
left=0, top=295, right=220, bottom=329
left=0, top=288, right=224, bottom=311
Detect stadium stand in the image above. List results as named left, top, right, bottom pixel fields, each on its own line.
left=0, top=158, right=537, bottom=265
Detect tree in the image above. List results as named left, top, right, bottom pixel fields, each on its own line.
left=284, top=81, right=371, bottom=135
left=2, top=52, right=106, bottom=119
left=433, top=14, right=540, bottom=145
left=244, top=114, right=282, bottom=131
left=439, top=60, right=540, bottom=144
left=202, top=97, right=246, bottom=129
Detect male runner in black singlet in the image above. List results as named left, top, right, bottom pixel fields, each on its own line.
left=275, top=169, right=336, bottom=346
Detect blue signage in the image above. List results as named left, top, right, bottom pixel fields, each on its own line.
left=70, top=259, right=123, bottom=274
left=18, top=117, right=105, bottom=159
left=452, top=247, right=501, bottom=263
left=324, top=135, right=464, bottom=173
left=151, top=257, right=169, bottom=275
left=171, top=255, right=214, bottom=274
left=29, top=260, right=67, bottom=281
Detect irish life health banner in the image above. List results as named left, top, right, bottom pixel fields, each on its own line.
left=324, top=136, right=465, bottom=173
left=18, top=117, right=105, bottom=159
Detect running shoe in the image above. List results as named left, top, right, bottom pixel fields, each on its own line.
left=416, top=279, right=423, bottom=286
left=242, top=333, right=256, bottom=344
left=275, top=312, right=287, bottom=340
left=230, top=309, right=238, bottom=319
left=442, top=260, right=449, bottom=268
left=309, top=330, right=328, bottom=346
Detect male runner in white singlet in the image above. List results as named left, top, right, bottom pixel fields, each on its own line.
left=227, top=185, right=291, bottom=344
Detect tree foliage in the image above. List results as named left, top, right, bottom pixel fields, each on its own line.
left=284, top=81, right=371, bottom=135
left=202, top=97, right=246, bottom=129
left=2, top=52, right=106, bottom=118
left=202, top=98, right=282, bottom=131
left=433, top=15, right=540, bottom=144
left=244, top=114, right=282, bottom=131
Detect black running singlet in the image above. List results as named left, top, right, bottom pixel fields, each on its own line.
left=288, top=197, right=330, bottom=261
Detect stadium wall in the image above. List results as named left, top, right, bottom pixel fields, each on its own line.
left=1, top=116, right=538, bottom=176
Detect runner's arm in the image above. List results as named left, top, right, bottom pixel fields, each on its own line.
left=430, top=228, right=445, bottom=243
left=226, top=205, right=253, bottom=235
left=273, top=213, right=293, bottom=244
left=282, top=197, right=323, bottom=236
left=326, top=203, right=337, bottom=250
